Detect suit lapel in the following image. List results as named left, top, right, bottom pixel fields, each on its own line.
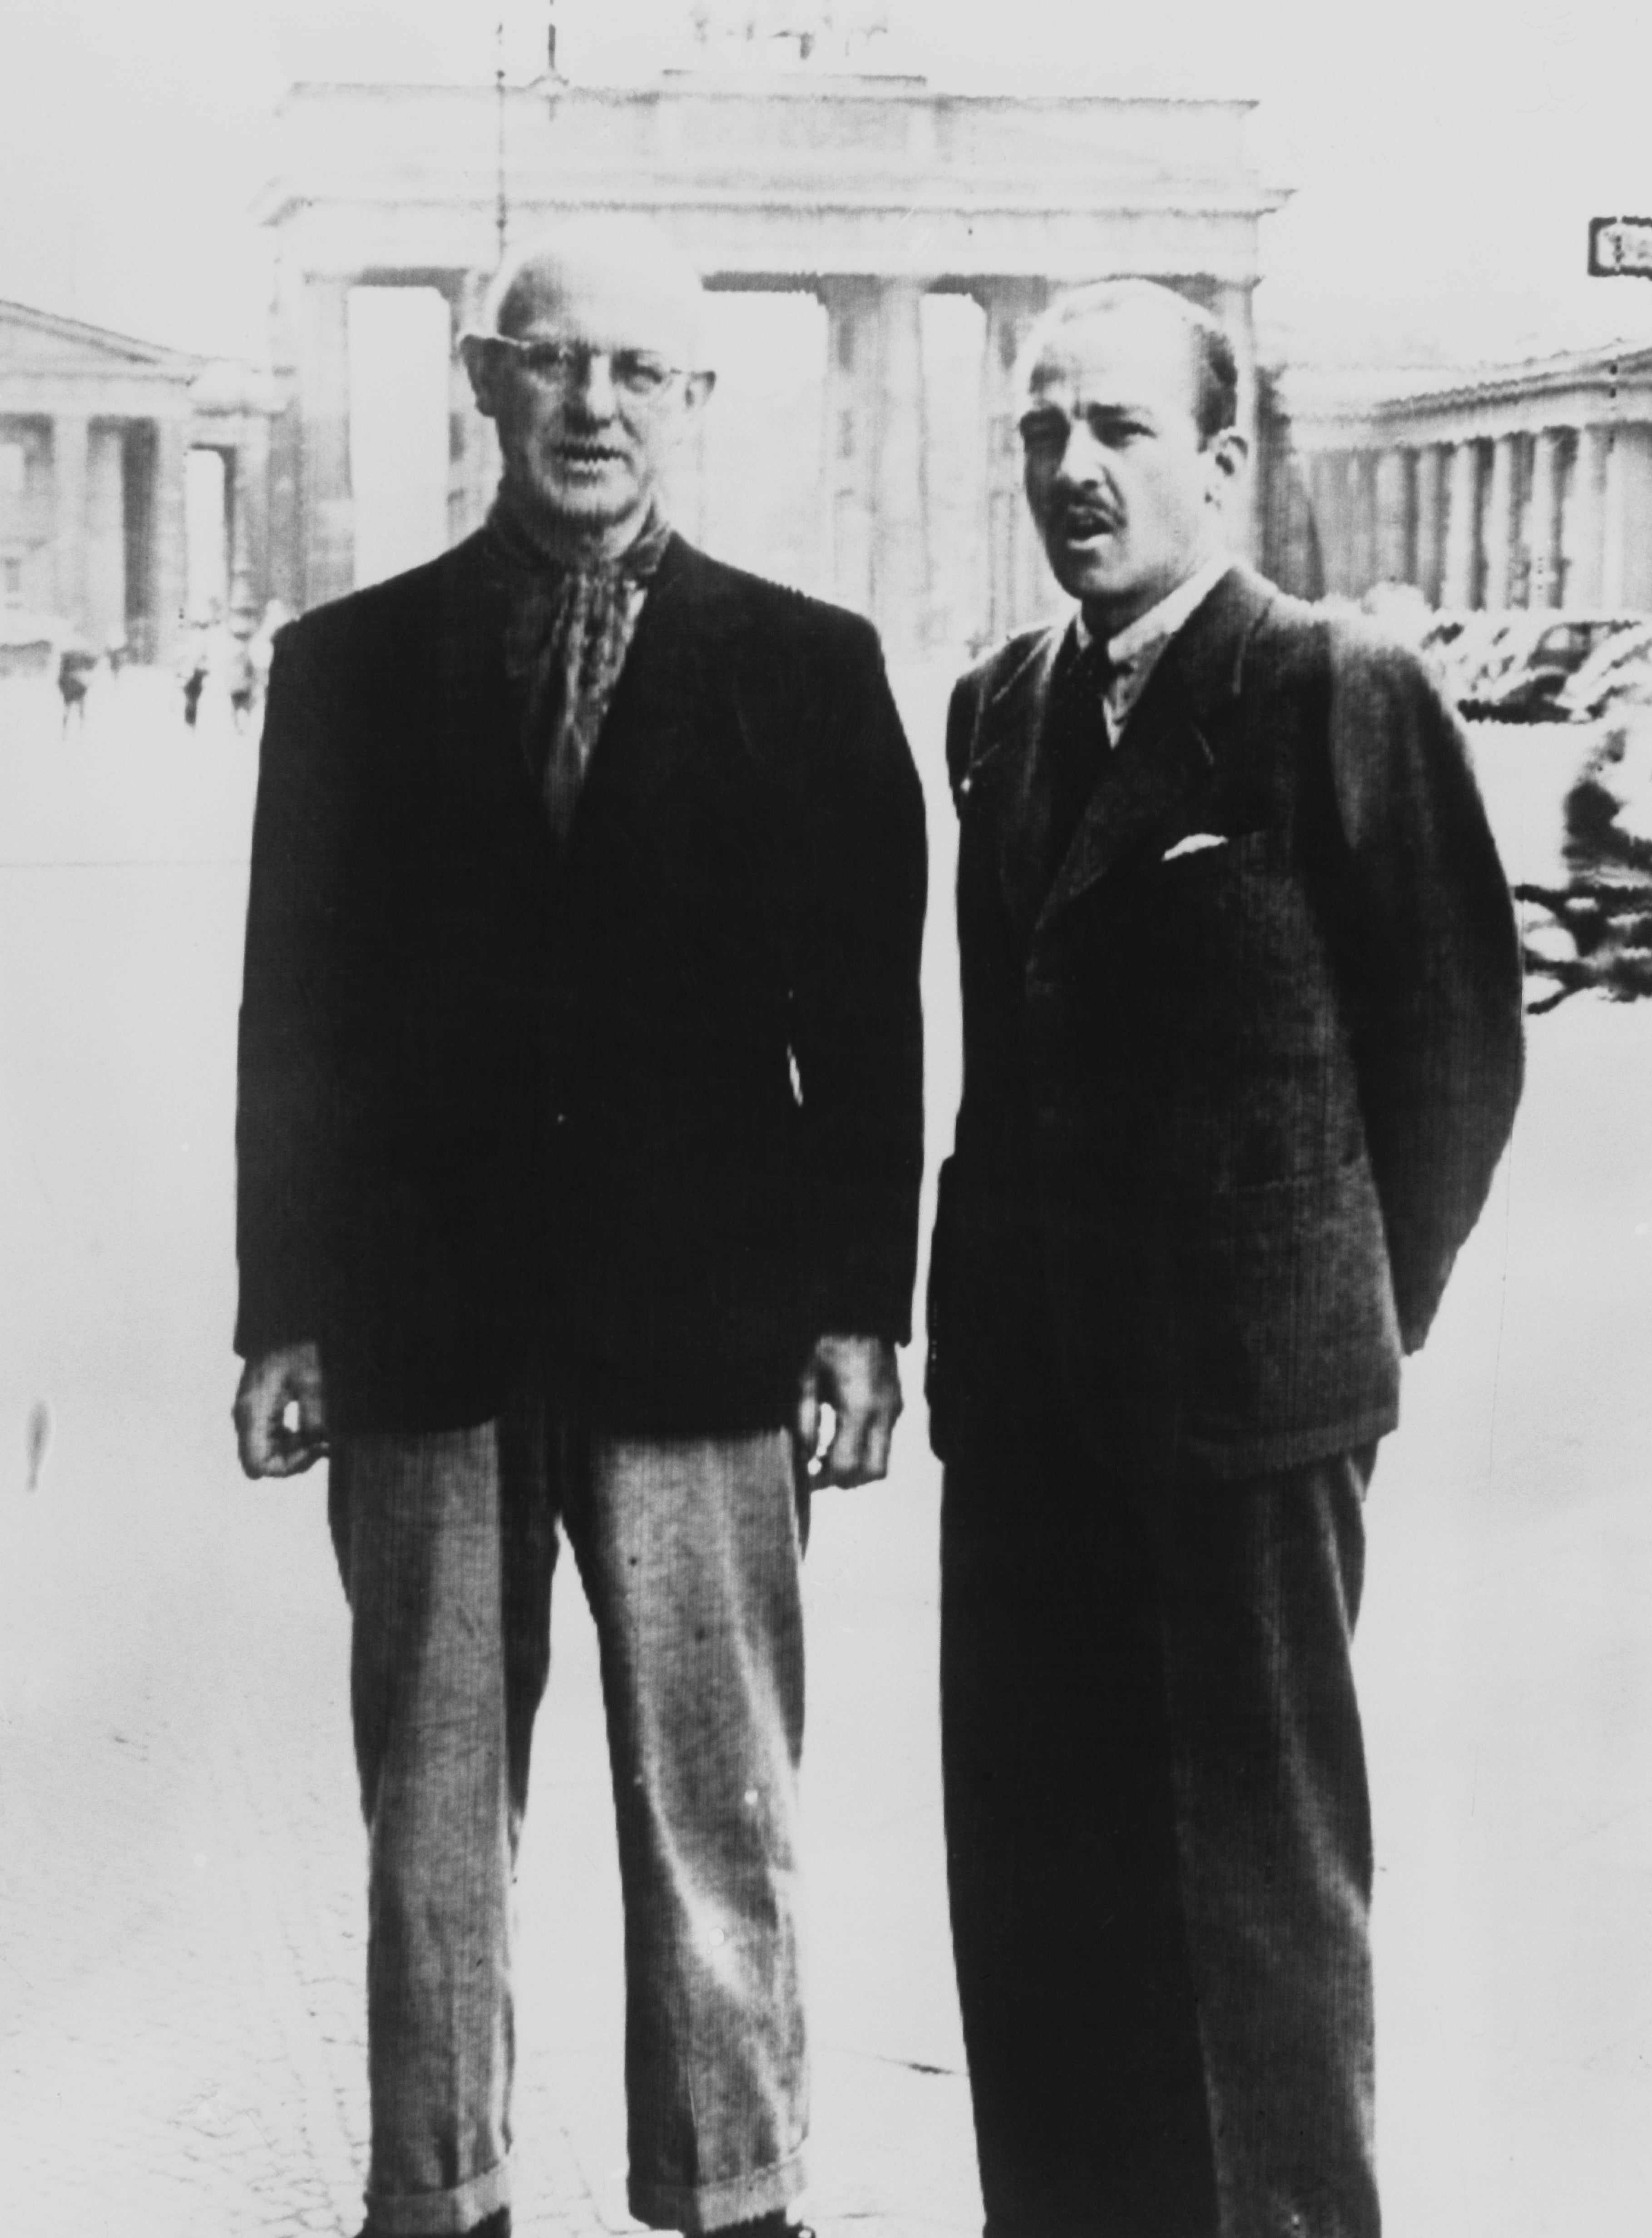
left=965, top=624, right=1068, bottom=941
left=433, top=531, right=523, bottom=803
left=571, top=536, right=757, bottom=845
left=1037, top=564, right=1275, bottom=931
left=605, top=534, right=753, bottom=724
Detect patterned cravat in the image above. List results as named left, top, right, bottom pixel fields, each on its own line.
left=487, top=496, right=675, bottom=849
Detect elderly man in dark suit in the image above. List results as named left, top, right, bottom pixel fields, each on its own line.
left=232, top=217, right=926, bottom=2238
left=928, top=280, right=1523, bottom=2238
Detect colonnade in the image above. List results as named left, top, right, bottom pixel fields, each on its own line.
left=278, top=265, right=1259, bottom=654
left=41, top=412, right=188, bottom=662
left=1, top=294, right=282, bottom=664
left=1304, top=420, right=1652, bottom=613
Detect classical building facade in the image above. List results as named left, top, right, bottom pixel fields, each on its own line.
left=1284, top=343, right=1652, bottom=613
left=0, top=298, right=282, bottom=662
left=254, top=69, right=1284, bottom=650
left=0, top=301, right=197, bottom=661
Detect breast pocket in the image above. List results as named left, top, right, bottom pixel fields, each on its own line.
left=1143, top=827, right=1306, bottom=1002
left=1121, top=826, right=1348, bottom=1188
left=1152, top=823, right=1281, bottom=887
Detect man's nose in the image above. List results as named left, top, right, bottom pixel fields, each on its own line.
left=1053, top=422, right=1109, bottom=489
left=568, top=351, right=620, bottom=418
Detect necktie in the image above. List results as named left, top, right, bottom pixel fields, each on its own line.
left=1043, top=635, right=1117, bottom=883
left=1068, top=634, right=1119, bottom=733
left=487, top=499, right=674, bottom=849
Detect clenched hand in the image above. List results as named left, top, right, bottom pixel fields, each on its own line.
left=233, top=1340, right=329, bottom=1478
left=794, top=1333, right=902, bottom=1488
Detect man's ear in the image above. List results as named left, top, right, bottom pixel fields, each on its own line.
left=1207, top=427, right=1249, bottom=495
left=682, top=368, right=717, bottom=416
left=460, top=333, right=502, bottom=422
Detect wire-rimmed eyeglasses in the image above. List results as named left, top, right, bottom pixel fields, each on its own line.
left=484, top=335, right=689, bottom=401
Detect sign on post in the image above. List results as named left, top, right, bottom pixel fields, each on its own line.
left=1588, top=218, right=1652, bottom=278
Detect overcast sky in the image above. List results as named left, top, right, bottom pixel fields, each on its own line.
left=4, top=0, right=1652, bottom=369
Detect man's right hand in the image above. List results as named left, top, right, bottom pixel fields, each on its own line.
left=233, top=1341, right=329, bottom=1479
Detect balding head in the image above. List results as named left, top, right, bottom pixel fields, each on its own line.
left=461, top=214, right=717, bottom=562
left=481, top=214, right=711, bottom=374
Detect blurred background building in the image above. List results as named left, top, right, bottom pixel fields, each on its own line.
left=0, top=299, right=278, bottom=666
left=1281, top=345, right=1652, bottom=613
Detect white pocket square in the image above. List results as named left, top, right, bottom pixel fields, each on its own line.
left=1162, top=832, right=1228, bottom=861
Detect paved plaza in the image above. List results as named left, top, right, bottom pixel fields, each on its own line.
left=1, top=665, right=1649, bottom=2236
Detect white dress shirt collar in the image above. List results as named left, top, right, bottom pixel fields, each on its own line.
left=1073, top=556, right=1236, bottom=745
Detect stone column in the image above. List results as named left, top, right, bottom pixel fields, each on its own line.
left=84, top=422, right=127, bottom=649
left=1525, top=430, right=1563, bottom=609
left=871, top=277, right=931, bottom=658
left=450, top=268, right=499, bottom=546
left=1601, top=429, right=1628, bottom=608
left=235, top=413, right=272, bottom=614
left=1414, top=445, right=1446, bottom=605
left=1374, top=448, right=1414, bottom=585
left=52, top=412, right=90, bottom=632
left=1482, top=435, right=1518, bottom=609
left=1349, top=453, right=1382, bottom=594
left=149, top=417, right=189, bottom=662
left=1565, top=424, right=1610, bottom=608
left=978, top=279, right=1053, bottom=641
left=265, top=252, right=305, bottom=612
left=301, top=275, right=354, bottom=609
left=1340, top=455, right=1363, bottom=593
left=1624, top=426, right=1652, bottom=610
left=1603, top=423, right=1652, bottom=610
left=816, top=277, right=879, bottom=620
left=1441, top=443, right=1480, bottom=608
left=1306, top=454, right=1347, bottom=596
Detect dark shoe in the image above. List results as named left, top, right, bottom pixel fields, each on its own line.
left=716, top=2218, right=812, bottom=2238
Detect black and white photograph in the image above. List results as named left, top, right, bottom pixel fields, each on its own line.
left=2, top=6, right=1649, bottom=2235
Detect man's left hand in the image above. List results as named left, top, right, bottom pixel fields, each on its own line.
left=794, top=1333, right=903, bottom=1487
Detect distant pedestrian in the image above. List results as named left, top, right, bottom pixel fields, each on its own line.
left=181, top=653, right=207, bottom=728
left=226, top=637, right=256, bottom=732
left=57, top=645, right=95, bottom=734
left=247, top=599, right=290, bottom=717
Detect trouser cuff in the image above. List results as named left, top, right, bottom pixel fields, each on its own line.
left=364, top=2153, right=510, bottom=2236
left=630, top=2146, right=806, bottom=2233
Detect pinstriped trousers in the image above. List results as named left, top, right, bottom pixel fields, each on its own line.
left=942, top=1430, right=1379, bottom=2238
left=329, top=1386, right=811, bottom=2238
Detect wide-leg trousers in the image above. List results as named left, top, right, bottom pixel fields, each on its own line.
left=329, top=1384, right=811, bottom=2237
left=941, top=1418, right=1379, bottom=2238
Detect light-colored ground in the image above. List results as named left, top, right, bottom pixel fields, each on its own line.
left=0, top=666, right=1647, bottom=2236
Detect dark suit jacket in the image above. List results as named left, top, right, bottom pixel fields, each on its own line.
left=236, top=531, right=927, bottom=1436
left=927, top=563, right=1523, bottom=1479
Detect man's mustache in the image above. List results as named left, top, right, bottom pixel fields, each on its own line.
left=1049, top=490, right=1123, bottom=533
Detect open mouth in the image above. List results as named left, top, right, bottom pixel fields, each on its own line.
left=1055, top=503, right=1121, bottom=543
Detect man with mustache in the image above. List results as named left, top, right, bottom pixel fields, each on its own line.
left=232, top=217, right=926, bottom=2238
left=928, top=280, right=1523, bottom=2237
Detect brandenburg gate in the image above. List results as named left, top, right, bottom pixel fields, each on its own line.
left=256, top=67, right=1283, bottom=651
